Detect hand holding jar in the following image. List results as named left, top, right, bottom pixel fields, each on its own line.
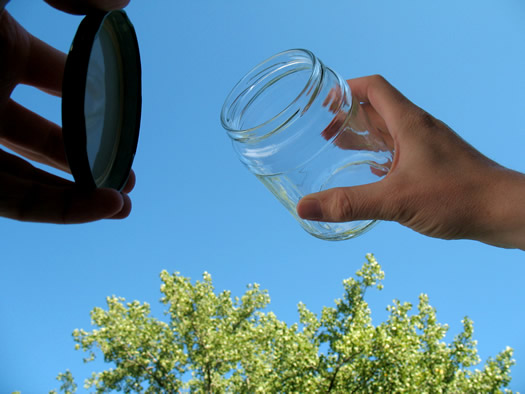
left=222, top=49, right=393, bottom=241
left=298, top=75, right=525, bottom=250
left=222, top=49, right=525, bottom=249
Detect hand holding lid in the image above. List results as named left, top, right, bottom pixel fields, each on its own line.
left=0, top=1, right=140, bottom=223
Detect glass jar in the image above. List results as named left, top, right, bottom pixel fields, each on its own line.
left=221, top=49, right=393, bottom=241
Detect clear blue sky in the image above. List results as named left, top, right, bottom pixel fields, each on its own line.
left=2, top=0, right=525, bottom=391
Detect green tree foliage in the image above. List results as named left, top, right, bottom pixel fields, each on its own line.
left=51, top=254, right=514, bottom=392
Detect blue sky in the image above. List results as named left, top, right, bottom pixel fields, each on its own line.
left=2, top=0, right=525, bottom=391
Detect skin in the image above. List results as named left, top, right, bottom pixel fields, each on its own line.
left=0, top=0, right=135, bottom=223
left=5, top=3, right=523, bottom=248
left=297, top=75, right=525, bottom=250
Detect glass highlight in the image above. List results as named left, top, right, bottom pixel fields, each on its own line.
left=221, top=49, right=393, bottom=241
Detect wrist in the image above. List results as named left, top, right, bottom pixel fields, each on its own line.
left=477, top=166, right=525, bottom=250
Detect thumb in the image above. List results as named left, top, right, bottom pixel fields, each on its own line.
left=297, top=181, right=392, bottom=223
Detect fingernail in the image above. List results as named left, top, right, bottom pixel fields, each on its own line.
left=298, top=199, right=323, bottom=220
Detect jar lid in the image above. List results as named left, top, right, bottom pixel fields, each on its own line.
left=62, top=10, right=141, bottom=191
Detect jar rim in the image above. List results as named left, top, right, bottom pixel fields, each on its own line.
left=220, top=48, right=322, bottom=137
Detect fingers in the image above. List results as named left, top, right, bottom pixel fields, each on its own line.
left=8, top=0, right=130, bottom=92
left=121, top=169, right=136, bottom=194
left=23, top=33, right=66, bottom=96
left=359, top=102, right=395, bottom=151
left=0, top=99, right=138, bottom=192
left=2, top=177, right=128, bottom=223
left=109, top=192, right=131, bottom=219
left=0, top=10, right=65, bottom=96
left=0, top=99, right=69, bottom=172
left=322, top=85, right=343, bottom=114
left=44, top=0, right=130, bottom=15
left=321, top=112, right=345, bottom=141
left=347, top=75, right=414, bottom=131
left=0, top=149, right=130, bottom=223
left=0, top=3, right=135, bottom=224
left=299, top=76, right=410, bottom=224
left=0, top=147, right=68, bottom=185
left=297, top=180, right=393, bottom=223
left=321, top=77, right=397, bottom=151
left=0, top=11, right=30, bottom=100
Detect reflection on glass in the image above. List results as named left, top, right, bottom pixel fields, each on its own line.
left=221, top=49, right=394, bottom=241
left=84, top=19, right=121, bottom=185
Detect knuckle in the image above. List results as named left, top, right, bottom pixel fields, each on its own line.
left=410, top=108, right=440, bottom=131
left=327, top=188, right=354, bottom=222
left=370, top=74, right=387, bottom=84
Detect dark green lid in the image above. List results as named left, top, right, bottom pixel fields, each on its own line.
left=62, top=10, right=141, bottom=191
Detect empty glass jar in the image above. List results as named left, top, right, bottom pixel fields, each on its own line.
left=221, top=49, right=393, bottom=241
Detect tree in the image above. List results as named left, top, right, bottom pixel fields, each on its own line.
left=50, top=254, right=515, bottom=392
